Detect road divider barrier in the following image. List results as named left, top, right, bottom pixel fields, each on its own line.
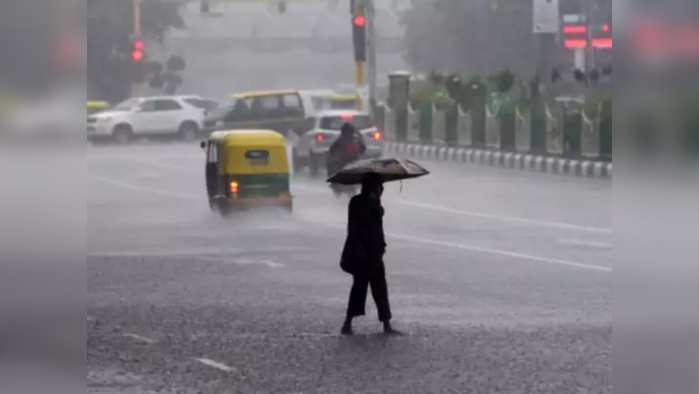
left=375, top=100, right=611, bottom=179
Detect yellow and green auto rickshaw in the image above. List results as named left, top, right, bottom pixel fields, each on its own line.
left=201, top=129, right=293, bottom=216
left=87, top=101, right=110, bottom=116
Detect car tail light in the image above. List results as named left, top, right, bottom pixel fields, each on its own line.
left=230, top=181, right=239, bottom=194
left=372, top=131, right=383, bottom=140
left=315, top=134, right=325, bottom=141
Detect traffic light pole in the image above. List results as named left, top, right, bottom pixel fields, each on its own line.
left=353, top=0, right=366, bottom=111
left=366, top=0, right=377, bottom=116
left=132, top=0, right=142, bottom=98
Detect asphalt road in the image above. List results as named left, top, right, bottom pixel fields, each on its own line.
left=87, top=142, right=612, bottom=394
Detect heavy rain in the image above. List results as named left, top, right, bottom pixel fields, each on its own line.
left=0, top=0, right=693, bottom=393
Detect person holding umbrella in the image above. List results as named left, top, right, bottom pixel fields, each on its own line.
left=330, top=157, right=430, bottom=336
left=340, top=172, right=401, bottom=336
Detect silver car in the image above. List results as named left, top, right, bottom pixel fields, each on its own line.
left=291, top=110, right=384, bottom=176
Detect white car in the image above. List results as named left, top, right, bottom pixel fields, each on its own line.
left=86, top=96, right=210, bottom=143
left=291, top=110, right=384, bottom=176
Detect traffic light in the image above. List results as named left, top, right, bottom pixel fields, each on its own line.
left=131, top=39, right=145, bottom=62
left=352, top=14, right=367, bottom=62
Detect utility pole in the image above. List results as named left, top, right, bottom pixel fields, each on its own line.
left=366, top=0, right=378, bottom=116
left=132, top=0, right=142, bottom=98
left=532, top=0, right=559, bottom=93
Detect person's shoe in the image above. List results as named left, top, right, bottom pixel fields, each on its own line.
left=341, top=320, right=354, bottom=336
left=383, top=322, right=404, bottom=336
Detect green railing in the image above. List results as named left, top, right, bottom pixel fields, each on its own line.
left=375, top=100, right=612, bottom=162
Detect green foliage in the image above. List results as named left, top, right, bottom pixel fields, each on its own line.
left=489, top=70, right=516, bottom=94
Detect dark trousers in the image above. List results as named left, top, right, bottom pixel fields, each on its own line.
left=346, top=262, right=392, bottom=322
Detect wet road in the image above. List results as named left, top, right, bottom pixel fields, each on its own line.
left=87, top=143, right=612, bottom=394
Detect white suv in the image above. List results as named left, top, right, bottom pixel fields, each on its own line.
left=291, top=110, right=384, bottom=176
left=87, top=96, right=209, bottom=143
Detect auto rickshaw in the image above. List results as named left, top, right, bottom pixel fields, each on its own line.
left=201, top=129, right=293, bottom=216
left=87, top=101, right=110, bottom=116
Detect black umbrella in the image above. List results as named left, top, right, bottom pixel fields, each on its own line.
left=326, top=157, right=430, bottom=185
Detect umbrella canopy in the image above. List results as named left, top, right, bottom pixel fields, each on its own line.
left=326, top=157, right=430, bottom=185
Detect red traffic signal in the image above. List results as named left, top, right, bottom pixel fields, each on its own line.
left=131, top=39, right=145, bottom=61
left=354, top=15, right=366, bottom=27
left=132, top=50, right=144, bottom=61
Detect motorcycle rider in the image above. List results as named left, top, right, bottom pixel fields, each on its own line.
left=327, top=122, right=367, bottom=196
left=327, top=122, right=366, bottom=176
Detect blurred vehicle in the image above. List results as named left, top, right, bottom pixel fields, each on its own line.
left=180, top=96, right=219, bottom=112
left=87, top=101, right=110, bottom=116
left=87, top=95, right=209, bottom=144
left=311, top=93, right=361, bottom=112
left=3, top=93, right=83, bottom=143
left=291, top=110, right=383, bottom=176
left=202, top=90, right=306, bottom=136
left=201, top=129, right=293, bottom=216
left=298, top=89, right=335, bottom=117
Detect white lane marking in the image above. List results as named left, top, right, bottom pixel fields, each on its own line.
left=291, top=183, right=612, bottom=234
left=261, top=259, right=285, bottom=268
left=303, top=221, right=612, bottom=273
left=88, top=175, right=610, bottom=272
left=558, top=239, right=613, bottom=249
left=228, top=258, right=285, bottom=268
left=88, top=175, right=198, bottom=201
left=88, top=247, right=314, bottom=259
left=123, top=334, right=156, bottom=344
left=388, top=233, right=612, bottom=272
left=195, top=358, right=236, bottom=373
left=393, top=200, right=612, bottom=234
left=96, top=157, right=612, bottom=235
left=119, top=157, right=190, bottom=171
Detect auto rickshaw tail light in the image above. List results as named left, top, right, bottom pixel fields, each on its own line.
left=230, top=181, right=239, bottom=194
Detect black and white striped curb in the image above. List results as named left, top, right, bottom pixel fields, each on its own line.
left=384, top=142, right=612, bottom=179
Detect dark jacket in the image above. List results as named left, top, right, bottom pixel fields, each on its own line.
left=327, top=135, right=367, bottom=176
left=340, top=192, right=386, bottom=275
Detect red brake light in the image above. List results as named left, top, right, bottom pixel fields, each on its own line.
left=340, top=113, right=355, bottom=120
left=373, top=131, right=383, bottom=140
left=315, top=134, right=325, bottom=141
